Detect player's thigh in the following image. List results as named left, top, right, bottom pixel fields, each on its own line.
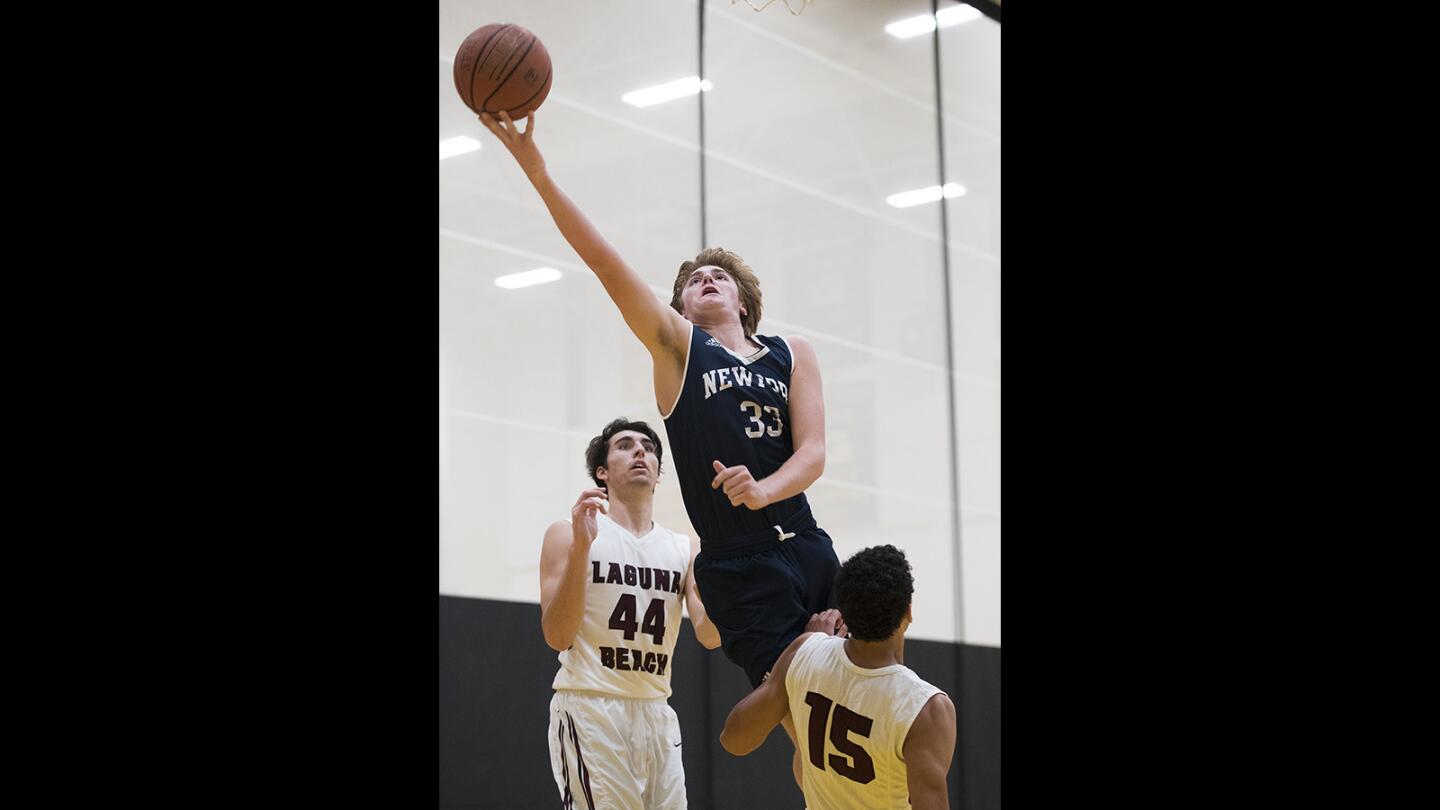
left=551, top=694, right=645, bottom=809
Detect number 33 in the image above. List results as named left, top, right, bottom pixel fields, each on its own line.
left=741, top=400, right=783, bottom=438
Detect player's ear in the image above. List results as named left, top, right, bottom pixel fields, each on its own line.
left=596, top=466, right=608, bottom=483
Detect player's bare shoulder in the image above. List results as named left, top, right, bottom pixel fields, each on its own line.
left=905, top=691, right=957, bottom=751
left=542, top=519, right=575, bottom=548
left=784, top=334, right=819, bottom=370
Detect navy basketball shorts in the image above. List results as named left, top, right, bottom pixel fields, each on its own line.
left=693, top=527, right=840, bottom=689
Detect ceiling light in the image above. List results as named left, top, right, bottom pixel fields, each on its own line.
left=440, top=136, right=481, bottom=160
left=622, top=76, right=714, bottom=108
left=494, top=267, right=562, bottom=289
left=885, top=183, right=966, bottom=208
left=886, top=5, right=983, bottom=39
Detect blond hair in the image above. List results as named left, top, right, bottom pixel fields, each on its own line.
left=669, top=247, right=763, bottom=337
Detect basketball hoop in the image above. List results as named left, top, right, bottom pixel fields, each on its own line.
left=731, top=0, right=813, bottom=14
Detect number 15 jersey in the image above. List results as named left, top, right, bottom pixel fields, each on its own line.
left=785, top=633, right=944, bottom=810
left=551, top=513, right=692, bottom=700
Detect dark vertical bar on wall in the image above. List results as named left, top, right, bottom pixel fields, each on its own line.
left=931, top=2, right=966, bottom=806
left=697, top=6, right=713, bottom=807
left=930, top=0, right=966, bottom=682
left=698, top=0, right=709, bottom=249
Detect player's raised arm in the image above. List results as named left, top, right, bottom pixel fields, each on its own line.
left=538, top=489, right=608, bottom=652
left=478, top=111, right=691, bottom=365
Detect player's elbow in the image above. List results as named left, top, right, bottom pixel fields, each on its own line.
left=695, top=625, right=722, bottom=650
left=802, top=441, right=825, bottom=479
left=907, top=780, right=949, bottom=810
left=541, top=622, right=575, bottom=652
left=718, top=726, right=754, bottom=757
left=719, top=710, right=761, bottom=756
left=718, top=734, right=742, bottom=756
left=800, top=438, right=823, bottom=475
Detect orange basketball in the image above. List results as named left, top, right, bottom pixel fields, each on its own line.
left=453, top=23, right=553, bottom=119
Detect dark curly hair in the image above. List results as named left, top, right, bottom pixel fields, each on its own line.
left=834, top=545, right=914, bottom=642
left=583, top=418, right=664, bottom=489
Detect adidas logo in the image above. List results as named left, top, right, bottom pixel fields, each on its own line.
left=705, top=338, right=722, bottom=348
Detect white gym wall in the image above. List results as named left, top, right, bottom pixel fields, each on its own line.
left=440, top=0, right=999, bottom=648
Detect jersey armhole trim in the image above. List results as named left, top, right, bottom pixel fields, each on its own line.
left=776, top=334, right=796, bottom=373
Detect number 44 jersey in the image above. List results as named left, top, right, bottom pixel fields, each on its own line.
left=551, top=513, right=692, bottom=699
left=785, top=633, right=945, bottom=810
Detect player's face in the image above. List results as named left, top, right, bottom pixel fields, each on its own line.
left=679, top=265, right=743, bottom=323
left=605, top=430, right=659, bottom=488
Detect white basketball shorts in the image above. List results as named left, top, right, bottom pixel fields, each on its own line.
left=547, top=691, right=687, bottom=809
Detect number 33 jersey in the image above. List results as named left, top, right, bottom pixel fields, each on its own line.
left=662, top=325, right=811, bottom=545
left=552, top=513, right=692, bottom=700
left=785, top=633, right=945, bottom=810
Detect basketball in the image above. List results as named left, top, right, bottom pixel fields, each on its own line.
left=453, top=23, right=553, bottom=119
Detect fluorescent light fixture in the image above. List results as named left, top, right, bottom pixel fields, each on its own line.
left=622, top=76, right=713, bottom=108
left=440, top=136, right=481, bottom=160
left=885, top=14, right=936, bottom=38
left=885, top=183, right=966, bottom=208
left=494, top=267, right=562, bottom=289
left=885, top=4, right=983, bottom=39
left=937, top=5, right=983, bottom=27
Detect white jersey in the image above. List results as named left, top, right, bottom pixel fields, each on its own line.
left=785, top=634, right=945, bottom=810
left=552, top=514, right=692, bottom=699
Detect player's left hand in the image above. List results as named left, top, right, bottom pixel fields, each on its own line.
left=807, top=609, right=848, bottom=637
left=711, top=460, right=772, bottom=511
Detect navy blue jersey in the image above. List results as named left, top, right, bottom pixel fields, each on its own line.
left=662, top=324, right=811, bottom=547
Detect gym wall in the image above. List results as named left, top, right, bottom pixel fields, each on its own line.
left=440, top=2, right=999, bottom=807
